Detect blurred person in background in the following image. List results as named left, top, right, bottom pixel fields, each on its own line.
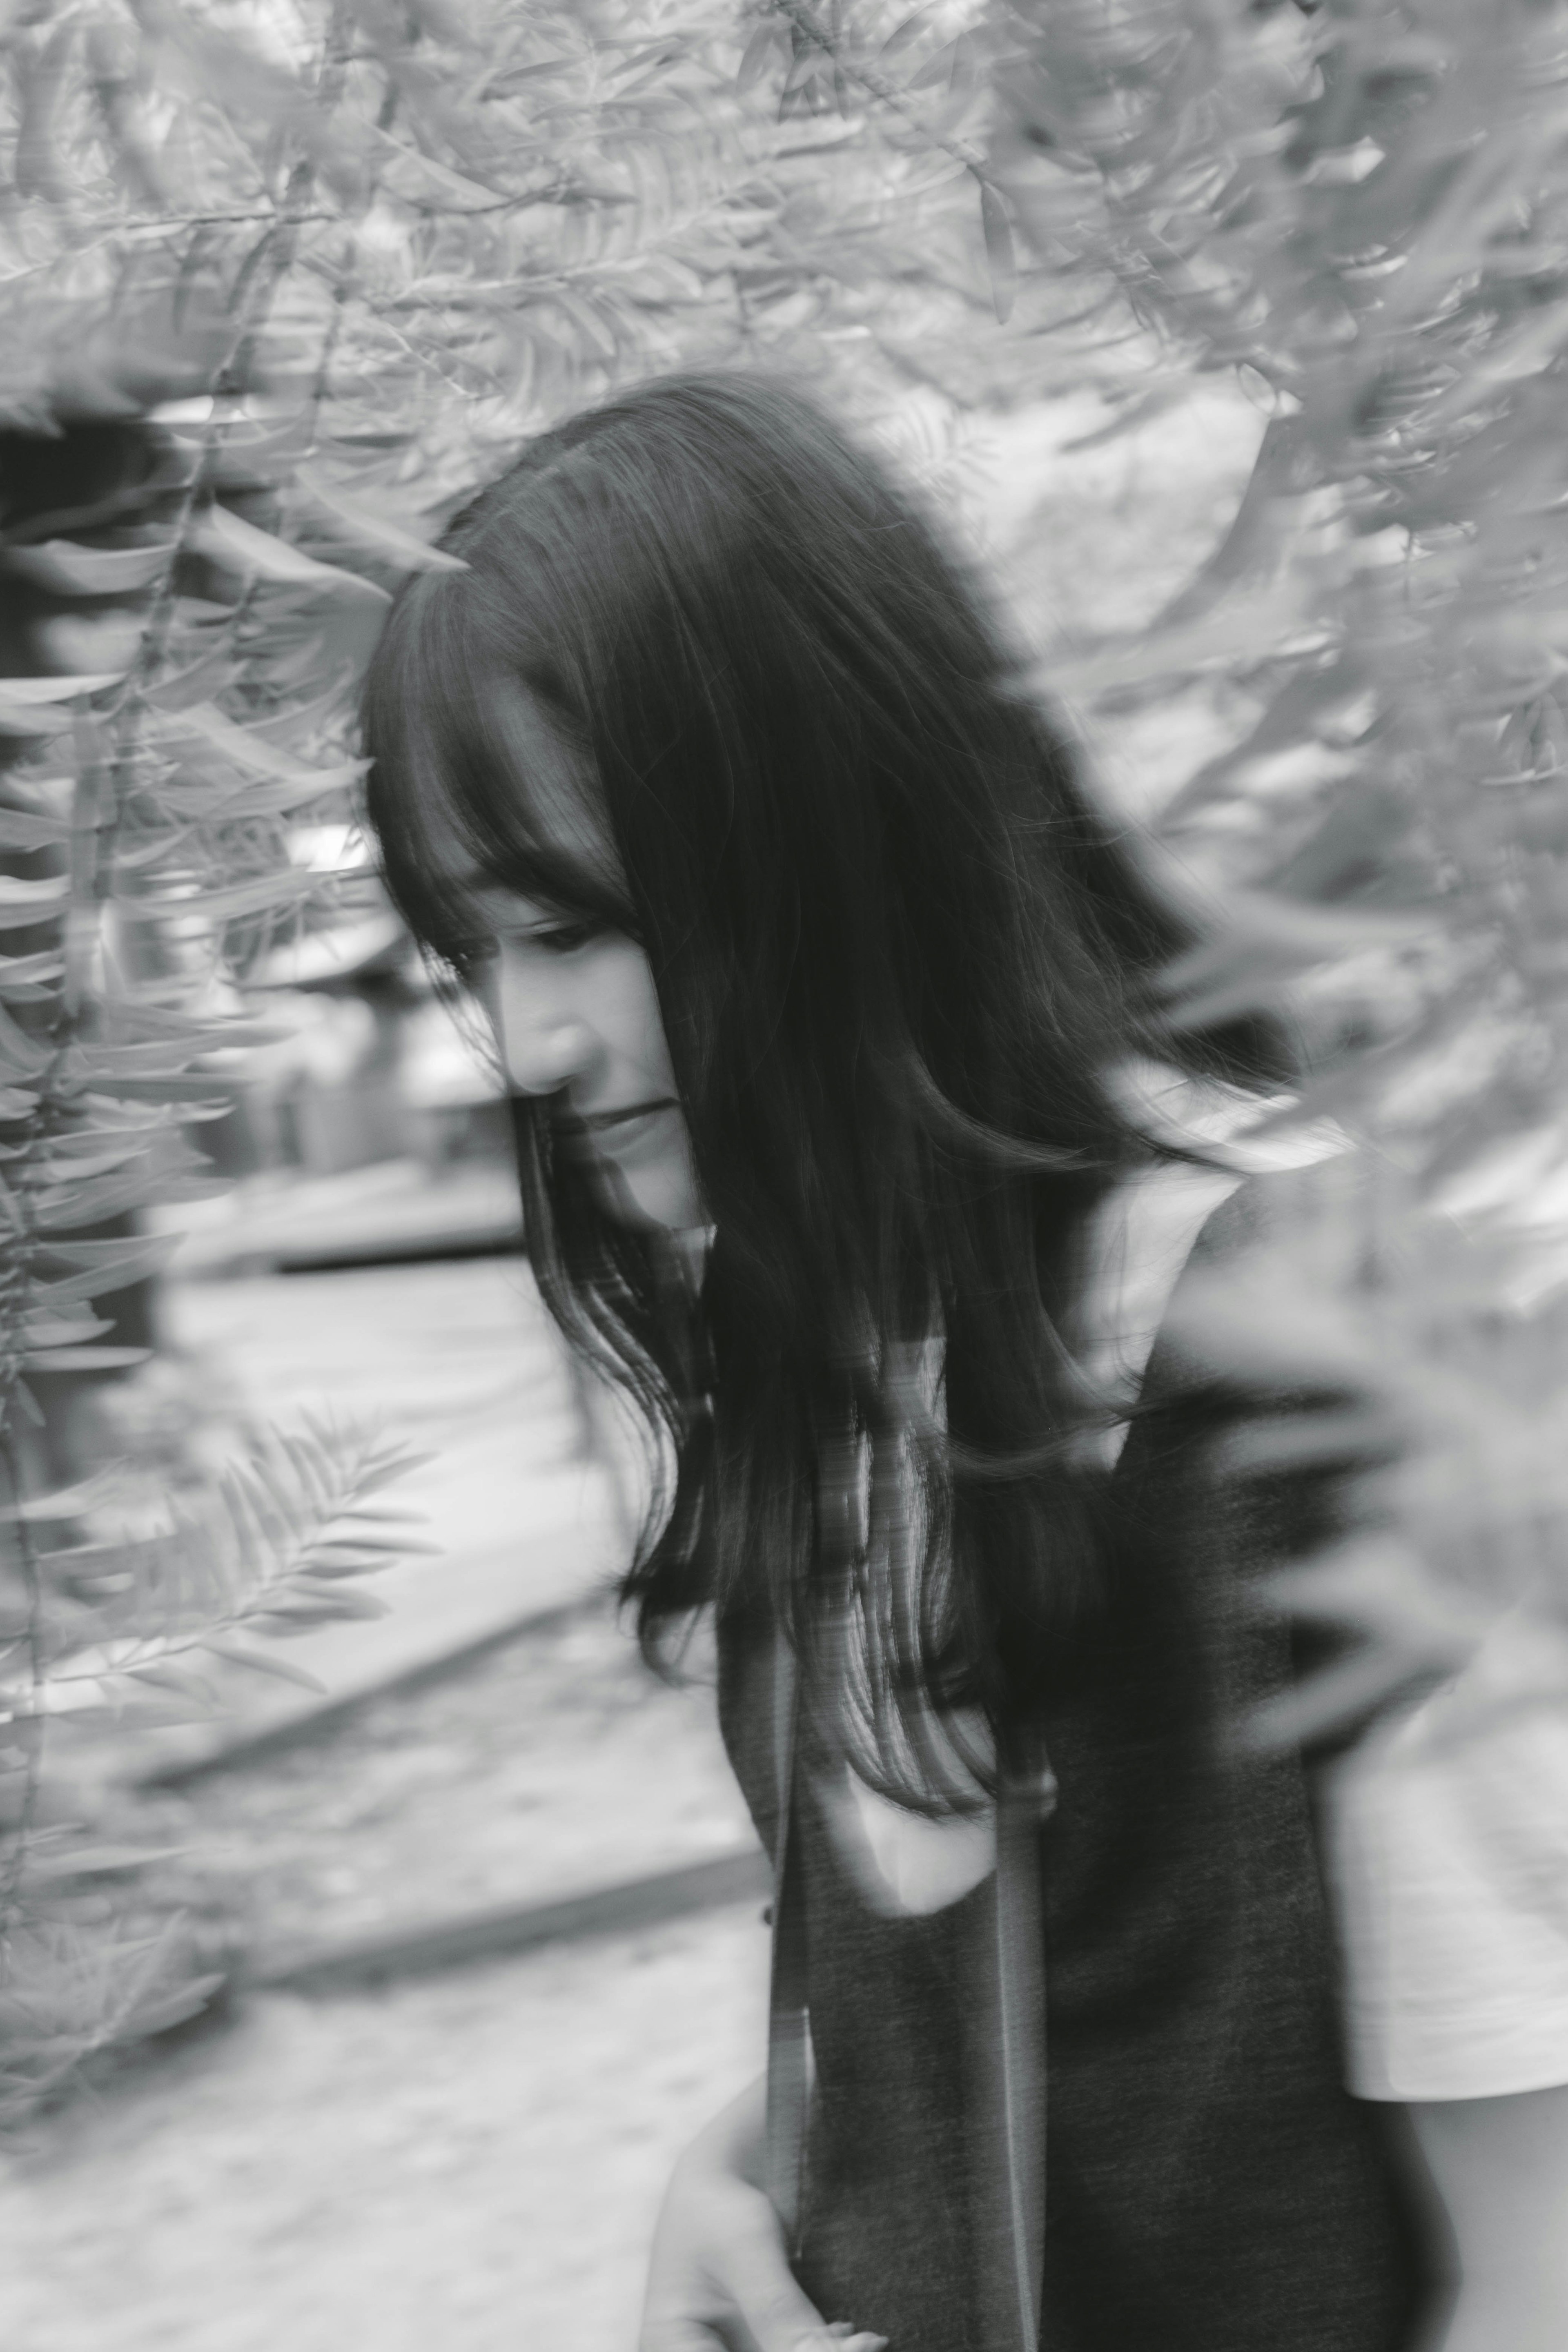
left=361, top=373, right=1568, bottom=2352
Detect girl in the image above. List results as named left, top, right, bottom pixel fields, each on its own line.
left=361, top=372, right=1568, bottom=2352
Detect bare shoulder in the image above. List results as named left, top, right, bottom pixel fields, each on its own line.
left=1185, top=1149, right=1361, bottom=1268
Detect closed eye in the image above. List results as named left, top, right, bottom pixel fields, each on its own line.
left=508, top=918, right=604, bottom=956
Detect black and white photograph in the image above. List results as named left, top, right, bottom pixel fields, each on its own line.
left=1, top=4, right=1566, bottom=2347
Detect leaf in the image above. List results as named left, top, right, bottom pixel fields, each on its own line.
left=248, top=1586, right=391, bottom=1629
left=0, top=951, right=64, bottom=984
left=23, top=1313, right=118, bottom=1348
left=0, top=703, right=66, bottom=740
left=737, top=17, right=788, bottom=92
left=232, top=773, right=369, bottom=821
left=54, top=1044, right=190, bottom=1085
left=296, top=1554, right=408, bottom=1581
left=23, top=1843, right=187, bottom=1881
left=14, top=18, right=78, bottom=207
left=0, top=674, right=128, bottom=704
left=550, top=287, right=619, bottom=361
left=33, top=1235, right=183, bottom=1300
left=24, top=1347, right=153, bottom=1373
left=369, top=128, right=507, bottom=212
left=144, top=650, right=248, bottom=714
left=136, top=1, right=373, bottom=205
left=1045, top=587, right=1325, bottom=699
left=876, top=12, right=932, bottom=69
left=76, top=1074, right=233, bottom=1106
left=0, top=996, right=54, bottom=1076
left=1213, top=1405, right=1404, bottom=1481
left=89, top=23, right=171, bottom=212
left=1161, top=894, right=1439, bottom=1016
left=150, top=699, right=368, bottom=787
left=0, top=809, right=73, bottom=851
left=979, top=182, right=1017, bottom=326
left=909, top=34, right=960, bottom=89
left=199, top=1638, right=327, bottom=1693
left=300, top=1536, right=439, bottom=1578
left=1241, top=1640, right=1437, bottom=1754
left=0, top=541, right=174, bottom=596
left=0, top=1463, right=137, bottom=1524
left=114, top=1972, right=227, bottom=2040
left=31, top=1169, right=225, bottom=1232
left=186, top=507, right=392, bottom=604
left=120, top=1659, right=220, bottom=1706
left=330, top=1448, right=434, bottom=1500
left=333, top=1503, right=432, bottom=1526
left=18, top=1135, right=150, bottom=1185
left=115, top=870, right=322, bottom=926
left=0, top=875, right=69, bottom=934
left=238, top=670, right=354, bottom=746
left=310, top=1534, right=441, bottom=1559
left=294, top=469, right=467, bottom=574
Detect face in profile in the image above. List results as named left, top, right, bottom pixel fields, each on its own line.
left=480, top=890, right=702, bottom=1233
left=445, top=688, right=704, bottom=1236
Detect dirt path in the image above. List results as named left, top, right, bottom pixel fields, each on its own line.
left=4, top=1602, right=764, bottom=2352
left=0, top=1906, right=767, bottom=2352
left=100, top=1599, right=753, bottom=1967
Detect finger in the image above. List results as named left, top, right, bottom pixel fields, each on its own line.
left=791, top=2334, right=888, bottom=2352
left=741, top=2262, right=888, bottom=2352
left=722, top=2214, right=839, bottom=2352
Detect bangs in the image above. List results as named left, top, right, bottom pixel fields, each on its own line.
left=362, top=564, right=635, bottom=977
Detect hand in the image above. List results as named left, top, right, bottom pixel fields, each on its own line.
left=639, top=2078, right=887, bottom=2352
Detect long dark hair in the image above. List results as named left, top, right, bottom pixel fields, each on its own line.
left=362, top=370, right=1285, bottom=1809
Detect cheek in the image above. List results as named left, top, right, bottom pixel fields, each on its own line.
left=600, top=944, right=677, bottom=1086
left=481, top=960, right=520, bottom=1067
left=474, top=960, right=502, bottom=1036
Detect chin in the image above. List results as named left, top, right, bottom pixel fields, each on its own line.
left=590, top=1158, right=700, bottom=1233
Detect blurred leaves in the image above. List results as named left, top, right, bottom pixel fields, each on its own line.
left=1159, top=1146, right=1568, bottom=1739
left=0, top=1417, right=431, bottom=2118
left=9, top=0, right=1565, bottom=2114
left=856, top=0, right=1568, bottom=1736
left=0, top=0, right=1023, bottom=2128
left=969, top=0, right=1568, bottom=1177
left=7, top=1417, right=431, bottom=1704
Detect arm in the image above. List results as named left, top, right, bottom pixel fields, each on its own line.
left=639, top=2074, right=887, bottom=2352
left=1406, top=2086, right=1568, bottom=2352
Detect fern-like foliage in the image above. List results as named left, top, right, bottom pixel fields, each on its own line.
left=8, top=1415, right=430, bottom=1708
left=735, top=0, right=1568, bottom=1724
left=8, top=0, right=1561, bottom=2105
left=0, top=0, right=1031, bottom=2124
left=0, top=1418, right=430, bottom=2116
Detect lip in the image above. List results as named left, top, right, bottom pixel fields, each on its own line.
left=572, top=1098, right=678, bottom=1135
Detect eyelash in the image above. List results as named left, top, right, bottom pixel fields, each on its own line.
left=525, top=920, right=599, bottom=955
left=450, top=920, right=599, bottom=972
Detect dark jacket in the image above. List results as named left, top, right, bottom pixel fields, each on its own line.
left=715, top=1192, right=1428, bottom=2352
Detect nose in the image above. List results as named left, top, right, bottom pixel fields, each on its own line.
left=489, top=954, right=597, bottom=1098
left=499, top=1015, right=593, bottom=1097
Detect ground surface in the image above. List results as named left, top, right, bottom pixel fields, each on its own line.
left=2, top=1535, right=762, bottom=2352
left=0, top=1908, right=767, bottom=2352
left=3, top=1250, right=760, bottom=2352
left=120, top=1599, right=755, bottom=1971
